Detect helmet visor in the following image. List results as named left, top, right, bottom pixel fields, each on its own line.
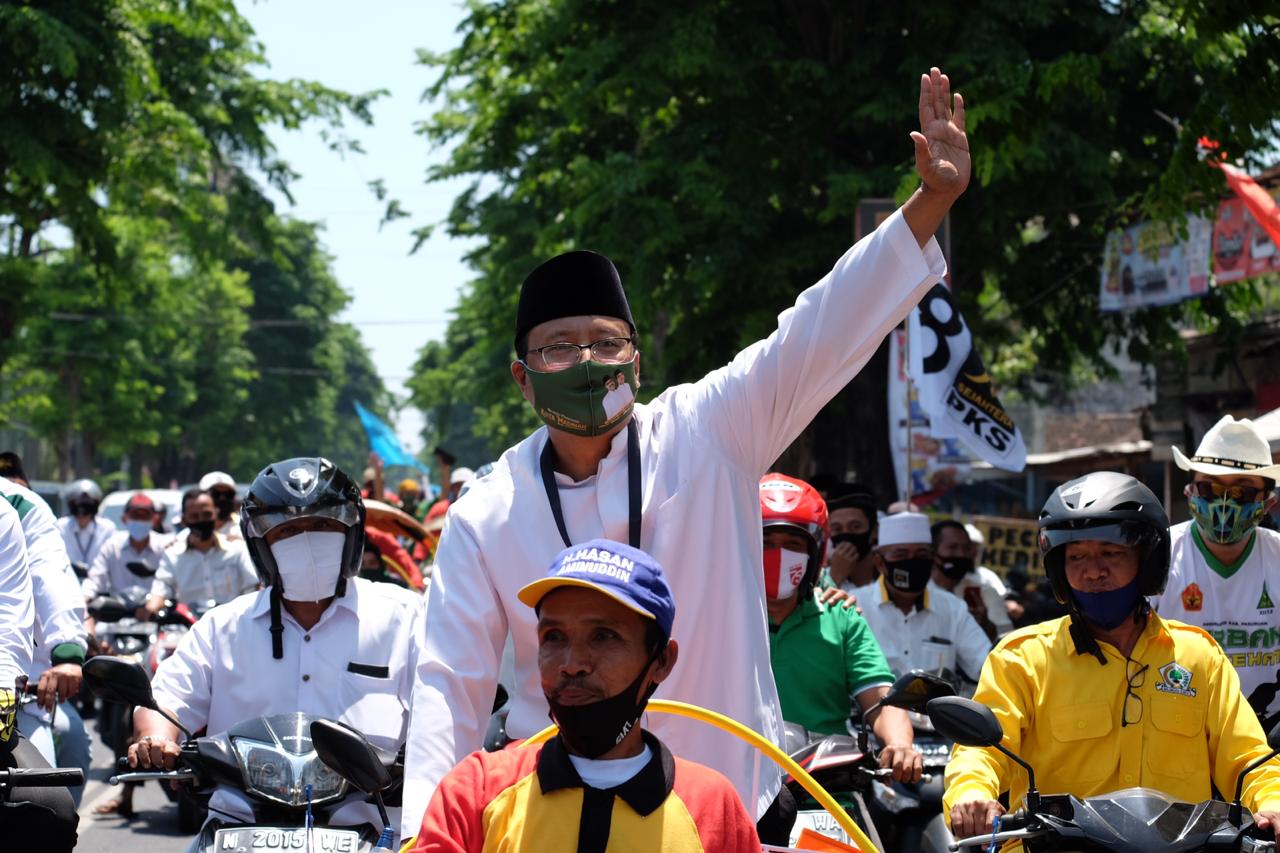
left=243, top=502, right=362, bottom=539
left=1038, top=522, right=1147, bottom=557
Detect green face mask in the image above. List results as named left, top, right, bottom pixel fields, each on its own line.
left=524, top=357, right=638, bottom=437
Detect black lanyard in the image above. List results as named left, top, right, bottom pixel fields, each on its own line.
left=540, top=419, right=642, bottom=549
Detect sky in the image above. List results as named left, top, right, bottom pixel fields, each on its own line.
left=237, top=0, right=478, bottom=455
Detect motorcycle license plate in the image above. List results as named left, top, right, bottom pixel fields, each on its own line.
left=788, top=810, right=852, bottom=846
left=212, top=827, right=360, bottom=852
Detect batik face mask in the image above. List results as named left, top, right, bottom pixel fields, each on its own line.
left=1188, top=492, right=1267, bottom=545
left=524, top=358, right=638, bottom=437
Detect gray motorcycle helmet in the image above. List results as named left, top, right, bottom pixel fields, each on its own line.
left=1037, top=471, right=1171, bottom=605
left=64, top=478, right=104, bottom=505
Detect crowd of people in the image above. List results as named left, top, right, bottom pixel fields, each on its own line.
left=1, top=64, right=1279, bottom=853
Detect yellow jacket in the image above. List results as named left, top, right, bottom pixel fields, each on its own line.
left=945, top=613, right=1280, bottom=828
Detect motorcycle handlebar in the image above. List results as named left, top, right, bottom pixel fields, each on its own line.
left=109, top=769, right=197, bottom=785
left=1, top=767, right=85, bottom=787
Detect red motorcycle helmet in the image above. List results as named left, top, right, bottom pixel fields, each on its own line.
left=760, top=473, right=829, bottom=596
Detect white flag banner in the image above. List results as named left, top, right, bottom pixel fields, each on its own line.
left=908, top=284, right=1027, bottom=472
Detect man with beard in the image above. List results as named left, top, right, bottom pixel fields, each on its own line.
left=409, top=540, right=758, bottom=852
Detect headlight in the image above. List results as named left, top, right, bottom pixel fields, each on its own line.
left=231, top=737, right=346, bottom=807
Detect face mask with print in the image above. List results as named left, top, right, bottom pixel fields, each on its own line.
left=269, top=531, right=346, bottom=602
left=1188, top=493, right=1267, bottom=546
left=524, top=358, right=638, bottom=437
left=763, top=547, right=809, bottom=600
left=882, top=556, right=934, bottom=594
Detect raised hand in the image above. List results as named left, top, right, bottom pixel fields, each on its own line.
left=911, top=67, right=970, bottom=199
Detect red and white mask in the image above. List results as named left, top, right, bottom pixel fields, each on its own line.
left=763, top=547, right=808, bottom=600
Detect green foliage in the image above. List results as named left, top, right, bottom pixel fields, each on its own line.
left=410, top=0, right=1280, bottom=481
left=0, top=0, right=390, bottom=483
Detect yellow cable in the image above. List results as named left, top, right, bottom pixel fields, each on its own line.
left=521, top=699, right=877, bottom=852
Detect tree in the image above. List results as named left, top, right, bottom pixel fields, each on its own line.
left=410, top=0, right=1280, bottom=498
left=0, top=0, right=389, bottom=484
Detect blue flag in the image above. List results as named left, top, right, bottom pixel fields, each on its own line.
left=353, top=402, right=427, bottom=472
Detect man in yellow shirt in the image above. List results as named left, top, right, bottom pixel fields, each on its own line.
left=945, top=471, right=1280, bottom=839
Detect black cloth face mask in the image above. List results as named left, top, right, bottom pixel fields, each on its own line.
left=831, top=532, right=872, bottom=559
left=939, top=556, right=974, bottom=581
left=883, top=557, right=934, bottom=594
left=188, top=520, right=216, bottom=540
left=547, top=645, right=663, bottom=759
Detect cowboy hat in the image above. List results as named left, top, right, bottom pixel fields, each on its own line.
left=1172, top=415, right=1280, bottom=480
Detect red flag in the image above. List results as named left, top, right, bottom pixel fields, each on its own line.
left=1200, top=138, right=1280, bottom=247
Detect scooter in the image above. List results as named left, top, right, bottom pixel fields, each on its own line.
left=928, top=695, right=1280, bottom=852
left=784, top=670, right=957, bottom=849
left=83, top=656, right=400, bottom=852
left=87, top=591, right=155, bottom=758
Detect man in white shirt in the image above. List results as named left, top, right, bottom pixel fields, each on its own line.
left=130, top=458, right=420, bottom=844
left=854, top=512, right=992, bottom=683
left=1154, top=415, right=1280, bottom=727
left=0, top=491, right=78, bottom=849
left=200, top=470, right=242, bottom=542
left=145, top=489, right=258, bottom=615
left=82, top=493, right=172, bottom=603
left=401, top=67, right=970, bottom=840
left=56, top=479, right=116, bottom=571
left=0, top=477, right=92, bottom=805
left=931, top=519, right=1012, bottom=640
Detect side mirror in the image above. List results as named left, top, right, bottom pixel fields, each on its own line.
left=310, top=719, right=393, bottom=795
left=86, top=596, right=132, bottom=622
left=1268, top=719, right=1280, bottom=752
left=881, top=670, right=956, bottom=712
left=83, top=656, right=158, bottom=710
left=926, top=696, right=1004, bottom=747
left=125, top=560, right=157, bottom=578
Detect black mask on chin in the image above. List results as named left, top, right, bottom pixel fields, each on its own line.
left=547, top=645, right=663, bottom=758
left=831, top=532, right=872, bottom=559
left=939, top=556, right=975, bottom=581
left=883, top=557, right=934, bottom=594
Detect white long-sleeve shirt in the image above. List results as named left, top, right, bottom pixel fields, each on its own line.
left=0, top=479, right=87, bottom=687
left=400, top=208, right=945, bottom=838
left=855, top=578, right=993, bottom=682
left=0, top=498, right=34, bottom=690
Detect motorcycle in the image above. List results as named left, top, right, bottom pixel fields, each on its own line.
left=146, top=599, right=202, bottom=675
left=84, top=656, right=401, bottom=852
left=784, top=670, right=957, bottom=850
left=87, top=590, right=155, bottom=758
left=927, top=695, right=1280, bottom=852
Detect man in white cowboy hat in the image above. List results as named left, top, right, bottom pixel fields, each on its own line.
left=1155, top=414, right=1280, bottom=726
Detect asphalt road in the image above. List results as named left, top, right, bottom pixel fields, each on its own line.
left=76, top=725, right=186, bottom=853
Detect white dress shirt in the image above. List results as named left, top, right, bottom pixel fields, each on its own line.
left=150, top=533, right=258, bottom=608
left=0, top=479, right=86, bottom=692
left=57, top=514, right=117, bottom=568
left=83, top=529, right=173, bottom=599
left=854, top=578, right=993, bottom=682
left=0, top=498, right=33, bottom=688
left=401, top=208, right=946, bottom=837
left=151, top=578, right=421, bottom=835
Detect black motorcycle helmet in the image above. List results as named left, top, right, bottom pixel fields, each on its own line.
left=240, top=458, right=365, bottom=658
left=1038, top=472, right=1170, bottom=658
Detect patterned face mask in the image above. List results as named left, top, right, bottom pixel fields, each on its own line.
left=1188, top=493, right=1267, bottom=545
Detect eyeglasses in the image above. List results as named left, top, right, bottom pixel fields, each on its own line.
left=1186, top=480, right=1269, bottom=504
left=1122, top=660, right=1148, bottom=728
left=526, top=337, right=635, bottom=371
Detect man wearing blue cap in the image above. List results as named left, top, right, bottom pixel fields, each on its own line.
left=404, top=66, right=969, bottom=840
left=408, top=539, right=759, bottom=852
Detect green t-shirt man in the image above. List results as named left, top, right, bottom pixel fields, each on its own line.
left=769, top=596, right=895, bottom=735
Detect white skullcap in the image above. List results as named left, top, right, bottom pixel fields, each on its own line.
left=877, top=512, right=933, bottom=548
left=199, top=471, right=235, bottom=490
left=964, top=522, right=984, bottom=545
left=450, top=467, right=476, bottom=485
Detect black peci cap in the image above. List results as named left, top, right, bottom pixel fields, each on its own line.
left=514, top=250, right=635, bottom=356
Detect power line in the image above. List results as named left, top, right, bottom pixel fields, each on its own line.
left=48, top=312, right=447, bottom=327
